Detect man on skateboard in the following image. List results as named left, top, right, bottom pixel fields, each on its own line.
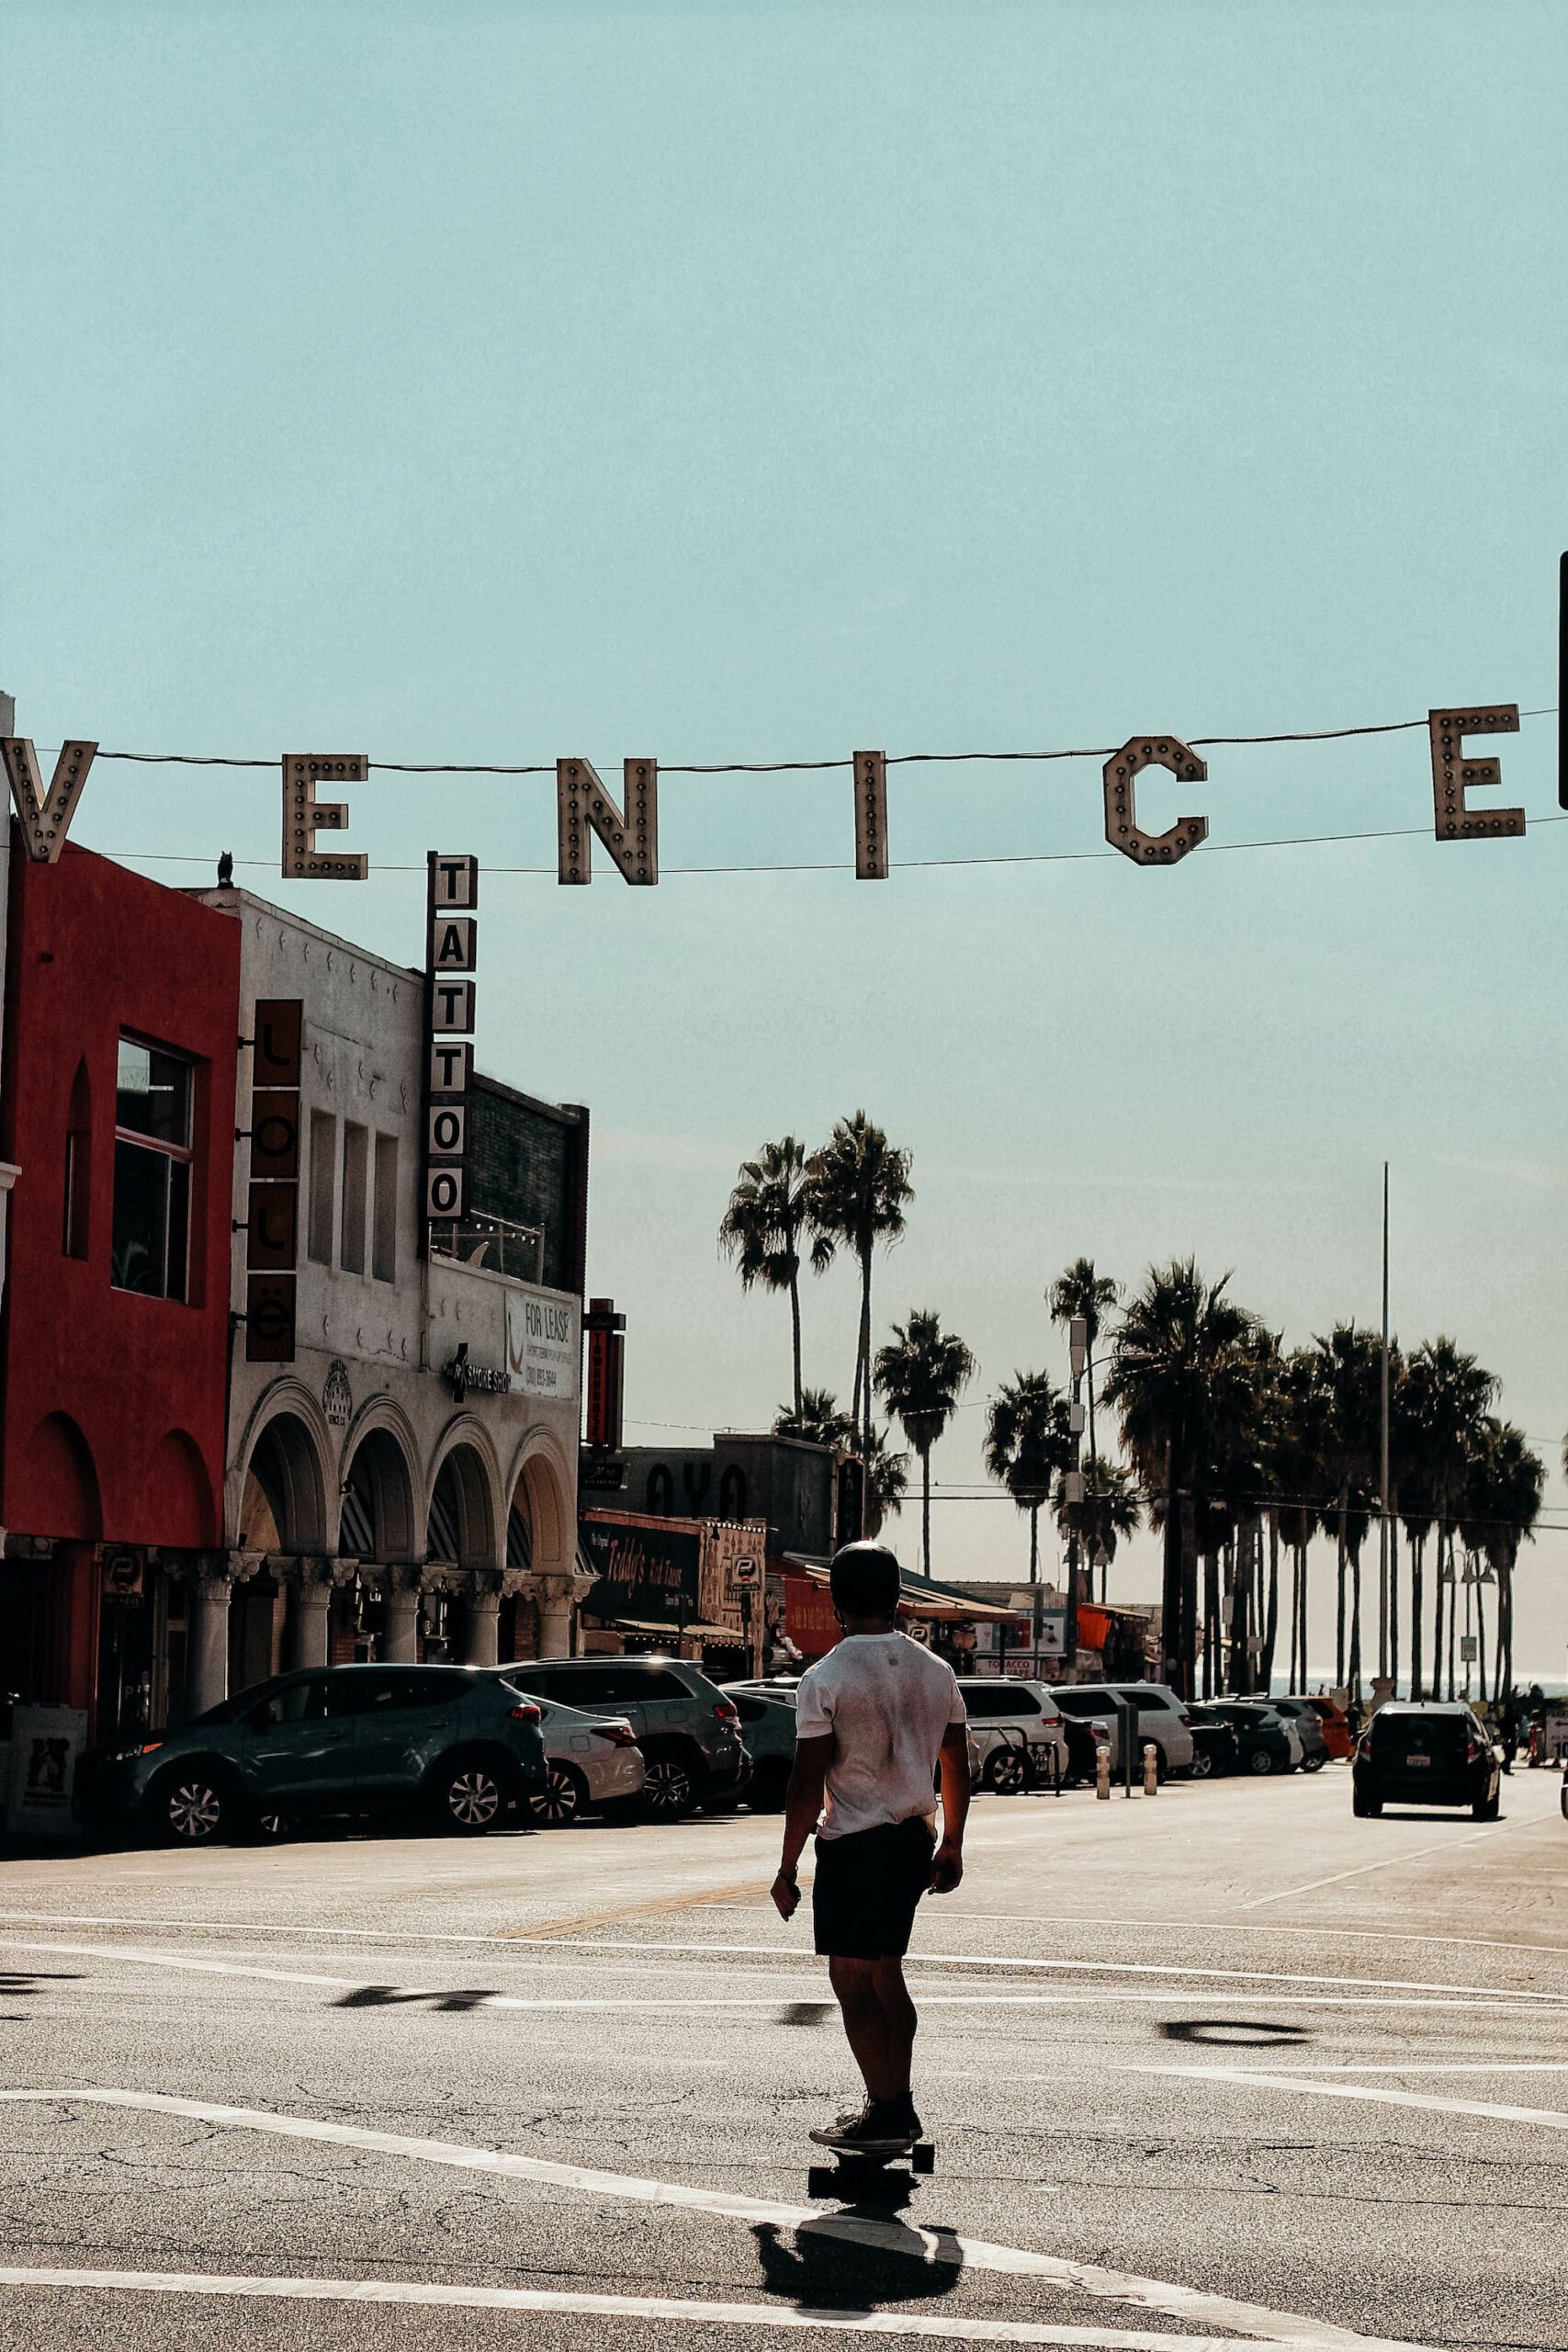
left=771, top=1540, right=970, bottom=2156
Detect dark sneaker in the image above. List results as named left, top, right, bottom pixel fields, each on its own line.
left=808, top=2100, right=916, bottom=2154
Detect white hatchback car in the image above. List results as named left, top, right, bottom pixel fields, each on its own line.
left=484, top=1679, right=646, bottom=1826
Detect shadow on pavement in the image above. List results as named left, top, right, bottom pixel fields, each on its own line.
left=752, top=2219, right=963, bottom=2312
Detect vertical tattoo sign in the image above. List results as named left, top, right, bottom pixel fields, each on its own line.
left=425, top=854, right=479, bottom=1239
left=245, top=999, right=303, bottom=1363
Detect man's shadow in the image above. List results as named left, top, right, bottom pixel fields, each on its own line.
left=752, top=2219, right=963, bottom=2313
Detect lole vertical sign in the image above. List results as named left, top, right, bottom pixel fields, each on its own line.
left=245, top=999, right=303, bottom=1361
left=425, top=854, right=479, bottom=1233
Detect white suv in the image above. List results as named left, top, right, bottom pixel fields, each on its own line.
left=1050, top=1680, right=1195, bottom=1775
left=956, top=1677, right=1068, bottom=1793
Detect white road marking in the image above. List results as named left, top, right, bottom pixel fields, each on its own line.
left=1238, top=1828, right=1506, bottom=1909
left=0, top=1937, right=1528, bottom=2013
left=1142, top=2066, right=1568, bottom=2131
left=9, top=1905, right=1568, bottom=1965
left=0, top=2267, right=1374, bottom=2350
left=1181, top=2064, right=1568, bottom=2077
left=0, top=2089, right=1429, bottom=2352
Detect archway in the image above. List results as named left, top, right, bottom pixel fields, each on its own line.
left=135, top=1430, right=216, bottom=1548
left=427, top=1442, right=495, bottom=1571
left=241, top=1412, right=327, bottom=1555
left=340, top=1426, right=418, bottom=1563
left=22, top=1412, right=102, bottom=1541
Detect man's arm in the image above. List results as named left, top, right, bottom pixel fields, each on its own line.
left=931, top=1722, right=970, bottom=1894
left=772, top=1732, right=833, bottom=1919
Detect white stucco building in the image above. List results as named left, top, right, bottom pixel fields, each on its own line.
left=186, top=882, right=591, bottom=1710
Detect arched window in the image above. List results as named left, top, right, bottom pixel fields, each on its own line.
left=63, top=1058, right=91, bottom=1260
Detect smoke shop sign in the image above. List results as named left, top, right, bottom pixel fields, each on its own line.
left=581, top=1514, right=701, bottom=1630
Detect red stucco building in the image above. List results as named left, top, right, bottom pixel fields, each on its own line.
left=0, top=841, right=240, bottom=1741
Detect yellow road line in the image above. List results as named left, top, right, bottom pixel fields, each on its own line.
left=499, top=1875, right=812, bottom=1939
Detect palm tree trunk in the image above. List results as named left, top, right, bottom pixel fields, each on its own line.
left=1263, top=1519, right=1280, bottom=1693
left=1086, top=1343, right=1097, bottom=1468
left=788, top=1271, right=803, bottom=1419
left=1502, top=1550, right=1515, bottom=1695
left=1410, top=1534, right=1424, bottom=1702
left=1446, top=1533, right=1458, bottom=1700
left=1290, top=1543, right=1303, bottom=1690
left=1202, top=1550, right=1220, bottom=1698
left=1476, top=1576, right=1487, bottom=1704
left=1388, top=1519, right=1400, bottom=1700
left=1348, top=1549, right=1362, bottom=1700
left=1029, top=1502, right=1039, bottom=1585
left=1430, top=1532, right=1445, bottom=1701
left=1179, top=1484, right=1199, bottom=1704
left=858, top=1248, right=874, bottom=1463
left=920, top=1443, right=931, bottom=1579
left=1336, top=1495, right=1348, bottom=1690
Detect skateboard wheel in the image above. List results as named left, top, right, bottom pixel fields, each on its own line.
left=807, top=2166, right=835, bottom=2198
left=912, top=2143, right=935, bottom=2175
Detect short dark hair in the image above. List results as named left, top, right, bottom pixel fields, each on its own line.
left=829, top=1541, right=902, bottom=1617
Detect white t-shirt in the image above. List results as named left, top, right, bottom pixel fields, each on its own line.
left=795, top=1632, right=966, bottom=1841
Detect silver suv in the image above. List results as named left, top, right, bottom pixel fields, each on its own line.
left=956, top=1677, right=1067, bottom=1792
left=502, top=1655, right=749, bottom=1817
left=1050, top=1680, right=1195, bottom=1775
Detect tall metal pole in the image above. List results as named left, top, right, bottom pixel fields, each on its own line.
left=1379, top=1162, right=1391, bottom=1689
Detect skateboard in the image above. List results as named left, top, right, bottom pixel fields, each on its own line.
left=807, top=2140, right=936, bottom=2201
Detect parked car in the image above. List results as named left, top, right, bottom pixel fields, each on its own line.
left=1352, top=1700, right=1502, bottom=1820
left=724, top=1678, right=984, bottom=1803
left=1050, top=1681, right=1195, bottom=1777
left=1202, top=1701, right=1301, bottom=1776
left=1266, top=1697, right=1330, bottom=1770
left=480, top=1681, right=644, bottom=1826
left=1050, top=1686, right=1124, bottom=1770
left=956, top=1677, right=1068, bottom=1793
left=1186, top=1704, right=1243, bottom=1778
left=502, top=1655, right=749, bottom=1816
left=1294, top=1694, right=1353, bottom=1760
left=75, top=1663, right=548, bottom=1845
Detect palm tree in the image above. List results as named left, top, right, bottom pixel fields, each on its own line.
left=874, top=1307, right=976, bottom=1578
left=1264, top=1348, right=1325, bottom=1693
left=1461, top=1419, right=1544, bottom=1698
left=718, top=1136, right=813, bottom=1417
left=1048, top=1260, right=1120, bottom=1466
left=984, top=1371, right=1073, bottom=1586
left=805, top=1114, right=914, bottom=1462
left=1055, top=1454, right=1141, bottom=1600
left=773, top=1385, right=855, bottom=1450
left=1103, top=1259, right=1263, bottom=1699
left=1309, top=1325, right=1384, bottom=1700
left=1404, top=1339, right=1497, bottom=1698
left=852, top=1423, right=911, bottom=1536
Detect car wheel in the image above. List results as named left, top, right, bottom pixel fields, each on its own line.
left=253, top=1808, right=296, bottom=1842
left=1247, top=1746, right=1277, bottom=1776
left=529, top=1762, right=587, bottom=1827
left=152, top=1768, right=236, bottom=1846
left=985, top=1749, right=1029, bottom=1796
left=430, top=1757, right=510, bottom=1836
left=1472, top=1791, right=1501, bottom=1822
left=1190, top=1747, right=1214, bottom=1780
left=640, top=1748, right=699, bottom=1818
left=1302, top=1753, right=1326, bottom=1772
left=1352, top=1788, right=1382, bottom=1816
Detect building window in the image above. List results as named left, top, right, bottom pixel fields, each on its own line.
left=372, top=1133, right=398, bottom=1283
left=110, top=1036, right=192, bottom=1300
left=308, top=1112, right=336, bottom=1264
left=62, top=1057, right=91, bottom=1261
left=341, top=1123, right=368, bottom=1276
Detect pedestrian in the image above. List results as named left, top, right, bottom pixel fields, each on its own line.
left=1499, top=1694, right=1518, bottom=1775
left=770, top=1540, right=970, bottom=2154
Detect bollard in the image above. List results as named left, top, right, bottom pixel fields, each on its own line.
left=1095, top=1739, right=1111, bottom=1800
left=1143, top=1740, right=1159, bottom=1795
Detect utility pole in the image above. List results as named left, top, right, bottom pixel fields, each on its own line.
left=1379, top=1163, right=1391, bottom=1693
left=1063, top=1317, right=1088, bottom=1679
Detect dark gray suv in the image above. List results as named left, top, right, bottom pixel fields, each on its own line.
left=502, top=1655, right=749, bottom=1816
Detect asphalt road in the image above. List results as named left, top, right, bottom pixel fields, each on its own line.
left=1, top=1760, right=1565, bottom=2352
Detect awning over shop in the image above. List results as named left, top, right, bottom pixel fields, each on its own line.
left=785, top=1561, right=1025, bottom=1626
left=588, top=1616, right=741, bottom=1641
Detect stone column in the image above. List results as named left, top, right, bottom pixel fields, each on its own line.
left=534, top=1573, right=577, bottom=1661
left=290, top=1559, right=334, bottom=1671
left=463, top=1577, right=502, bottom=1668
left=186, top=1561, right=234, bottom=1717
left=382, top=1565, right=423, bottom=1663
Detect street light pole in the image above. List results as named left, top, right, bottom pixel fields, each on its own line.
left=1379, top=1162, right=1391, bottom=1691
left=1064, top=1317, right=1088, bottom=1681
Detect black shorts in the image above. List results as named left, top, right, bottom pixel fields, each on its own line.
left=811, top=1815, right=936, bottom=1959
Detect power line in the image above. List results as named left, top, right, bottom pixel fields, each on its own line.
left=64, top=706, right=1559, bottom=776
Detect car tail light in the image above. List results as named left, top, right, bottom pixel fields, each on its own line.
left=1178, top=1712, right=1192, bottom=1726
left=595, top=1725, right=638, bottom=1748
left=714, top=1700, right=739, bottom=1724
left=1467, top=1738, right=1482, bottom=1764
left=1357, top=1734, right=1372, bottom=1760
left=508, top=1703, right=543, bottom=1724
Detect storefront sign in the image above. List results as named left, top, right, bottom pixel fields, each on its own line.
left=506, top=1288, right=579, bottom=1400
left=245, top=998, right=302, bottom=1363
left=581, top=1514, right=700, bottom=1628
left=424, top=853, right=478, bottom=1226
left=784, top=1576, right=840, bottom=1658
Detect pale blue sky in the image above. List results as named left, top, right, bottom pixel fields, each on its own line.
left=6, top=3, right=1565, bottom=1675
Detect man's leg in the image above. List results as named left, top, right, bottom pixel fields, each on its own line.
left=827, top=1953, right=919, bottom=2103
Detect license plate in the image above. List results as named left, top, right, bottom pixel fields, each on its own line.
left=1405, top=1754, right=1430, bottom=1768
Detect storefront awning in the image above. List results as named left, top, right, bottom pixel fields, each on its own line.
left=590, top=1616, right=742, bottom=1641
left=786, top=1562, right=1024, bottom=1626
